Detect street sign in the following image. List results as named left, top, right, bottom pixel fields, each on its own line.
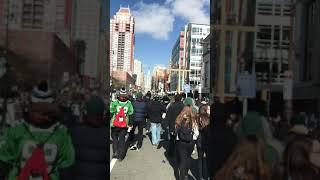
left=183, top=84, right=191, bottom=94
left=237, top=72, right=256, bottom=98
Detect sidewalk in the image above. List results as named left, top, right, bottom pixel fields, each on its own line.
left=110, top=131, right=199, bottom=180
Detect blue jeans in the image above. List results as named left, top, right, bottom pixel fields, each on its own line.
left=150, top=123, right=161, bottom=145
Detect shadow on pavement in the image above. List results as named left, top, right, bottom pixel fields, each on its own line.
left=160, top=140, right=180, bottom=180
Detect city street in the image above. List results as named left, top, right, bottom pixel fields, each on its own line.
left=110, top=130, right=199, bottom=180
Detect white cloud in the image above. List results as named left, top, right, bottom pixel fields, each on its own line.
left=132, top=2, right=174, bottom=40
left=131, top=0, right=209, bottom=40
left=171, top=0, right=210, bottom=25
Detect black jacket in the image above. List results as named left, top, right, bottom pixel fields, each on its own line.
left=69, top=125, right=108, bottom=180
left=133, top=99, right=147, bottom=122
left=146, top=100, right=166, bottom=123
left=209, top=102, right=237, bottom=178
left=166, top=101, right=184, bottom=133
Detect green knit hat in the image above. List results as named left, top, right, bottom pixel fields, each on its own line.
left=86, top=96, right=105, bottom=115
left=184, top=97, right=194, bottom=106
left=241, top=111, right=263, bottom=137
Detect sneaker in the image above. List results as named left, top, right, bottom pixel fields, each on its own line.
left=112, top=153, right=118, bottom=159
left=130, top=144, right=137, bottom=150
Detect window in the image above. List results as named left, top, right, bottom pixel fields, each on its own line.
left=282, top=26, right=290, bottom=41
left=274, top=26, right=280, bottom=40
left=257, top=3, right=272, bottom=15
left=257, top=25, right=272, bottom=40
left=274, top=4, right=281, bottom=16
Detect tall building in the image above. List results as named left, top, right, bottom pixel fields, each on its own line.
left=134, top=59, right=143, bottom=88
left=110, top=7, right=135, bottom=75
left=292, top=0, right=320, bottom=113
left=144, top=69, right=152, bottom=92
left=73, top=0, right=107, bottom=82
left=0, top=0, right=73, bottom=46
left=184, top=23, right=210, bottom=90
left=170, top=30, right=186, bottom=92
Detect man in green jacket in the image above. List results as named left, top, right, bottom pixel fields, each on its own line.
left=110, top=88, right=134, bottom=161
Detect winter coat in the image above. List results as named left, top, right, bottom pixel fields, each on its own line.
left=210, top=102, right=238, bottom=178
left=146, top=100, right=166, bottom=123
left=166, top=101, right=185, bottom=133
left=133, top=100, right=147, bottom=122
left=69, top=125, right=108, bottom=180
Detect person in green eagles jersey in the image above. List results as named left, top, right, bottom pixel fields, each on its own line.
left=0, top=81, right=74, bottom=180
left=110, top=88, right=134, bottom=161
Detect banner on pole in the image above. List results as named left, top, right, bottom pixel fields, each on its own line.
left=236, top=72, right=256, bottom=98
left=183, top=84, right=191, bottom=94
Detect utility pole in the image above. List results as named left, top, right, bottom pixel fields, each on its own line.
left=213, top=0, right=257, bottom=103
left=285, top=0, right=295, bottom=122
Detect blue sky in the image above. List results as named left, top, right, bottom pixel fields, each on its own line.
left=110, top=0, right=209, bottom=73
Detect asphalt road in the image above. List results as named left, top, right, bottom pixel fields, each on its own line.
left=110, top=130, right=200, bottom=180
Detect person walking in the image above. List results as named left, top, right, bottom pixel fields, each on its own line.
left=197, top=104, right=210, bottom=180
left=146, top=96, right=166, bottom=146
left=129, top=92, right=147, bottom=150
left=210, top=101, right=237, bottom=178
left=110, top=88, right=134, bottom=161
left=166, top=94, right=184, bottom=157
left=144, top=91, right=152, bottom=134
left=69, top=94, right=107, bottom=179
left=175, top=105, right=199, bottom=180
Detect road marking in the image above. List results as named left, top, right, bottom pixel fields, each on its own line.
left=110, top=158, right=117, bottom=173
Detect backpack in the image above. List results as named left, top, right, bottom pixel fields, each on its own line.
left=177, top=123, right=194, bottom=142
left=18, top=123, right=58, bottom=180
left=113, top=103, right=128, bottom=128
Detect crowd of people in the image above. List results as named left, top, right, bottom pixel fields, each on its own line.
left=0, top=80, right=319, bottom=180
left=110, top=87, right=320, bottom=180
left=0, top=78, right=108, bottom=179
left=110, top=88, right=211, bottom=180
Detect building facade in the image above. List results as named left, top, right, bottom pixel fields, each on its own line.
left=184, top=23, right=210, bottom=90
left=110, top=7, right=134, bottom=75
left=201, top=34, right=211, bottom=96
left=144, top=69, right=152, bottom=93
left=292, top=0, right=320, bottom=113
left=134, top=59, right=143, bottom=88
left=253, top=0, right=292, bottom=94
left=72, top=0, right=106, bottom=81
left=152, top=65, right=167, bottom=92
left=170, top=30, right=185, bottom=92
left=0, top=0, right=73, bottom=46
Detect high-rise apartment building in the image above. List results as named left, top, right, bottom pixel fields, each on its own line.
left=134, top=59, right=143, bottom=88
left=110, top=7, right=135, bottom=75
left=0, top=0, right=73, bottom=46
left=184, top=23, right=210, bottom=89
